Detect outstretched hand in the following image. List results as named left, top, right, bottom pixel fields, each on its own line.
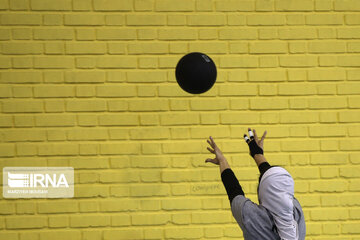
left=244, top=127, right=267, bottom=158
left=205, top=136, right=226, bottom=165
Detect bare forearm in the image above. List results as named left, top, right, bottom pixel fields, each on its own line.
left=254, top=154, right=267, bottom=167
left=219, top=157, right=230, bottom=174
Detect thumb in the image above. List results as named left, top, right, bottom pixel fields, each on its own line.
left=205, top=158, right=215, bottom=164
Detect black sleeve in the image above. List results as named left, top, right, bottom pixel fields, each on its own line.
left=221, top=168, right=244, bottom=205
left=258, top=161, right=272, bottom=183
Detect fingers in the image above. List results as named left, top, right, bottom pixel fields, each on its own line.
left=248, top=128, right=254, bottom=140
left=205, top=158, right=215, bottom=164
left=253, top=129, right=258, bottom=142
left=244, top=134, right=250, bottom=144
left=207, top=147, right=214, bottom=154
left=261, top=130, right=267, bottom=142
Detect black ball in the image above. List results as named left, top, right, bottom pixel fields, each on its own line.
left=175, top=52, right=217, bottom=94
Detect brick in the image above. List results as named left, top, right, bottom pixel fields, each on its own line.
left=337, top=83, right=360, bottom=94
left=310, top=153, right=347, bottom=165
left=310, top=180, right=347, bottom=192
left=158, top=29, right=197, bottom=40
left=100, top=143, right=140, bottom=155
left=275, top=0, right=313, bottom=11
left=279, top=28, right=317, bottom=39
left=0, top=144, right=17, bottom=156
left=308, top=97, right=347, bottom=109
left=220, top=56, right=258, bottom=68
left=337, top=28, right=360, bottom=39
left=320, top=167, right=339, bottom=178
left=128, top=42, right=168, bottom=54
left=97, top=56, right=137, bottom=68
left=279, top=56, right=317, bottom=67
left=1, top=13, right=41, bottom=25
left=34, top=56, right=74, bottom=69
left=281, top=140, right=320, bottom=152
left=69, top=158, right=109, bottom=169
left=93, top=0, right=132, bottom=11
left=2, top=129, right=46, bottom=142
left=65, top=99, right=106, bottom=112
left=172, top=213, right=191, bottom=224
left=96, top=85, right=136, bottom=97
left=278, top=83, right=317, bottom=95
left=249, top=41, right=287, bottom=54
left=340, top=139, right=360, bottom=151
left=309, top=125, right=346, bottom=137
left=155, top=0, right=194, bottom=11
left=31, top=0, right=71, bottom=10
left=65, top=14, right=104, bottom=26
left=189, top=42, right=227, bottom=54
left=215, top=0, right=254, bottom=11
left=1, top=42, right=42, bottom=55
left=192, top=212, right=231, bottom=224
left=306, top=14, right=343, bottom=25
left=65, top=42, right=106, bottom=54
left=111, top=214, right=130, bottom=226
left=334, top=0, right=360, bottom=11
left=219, top=29, right=257, bottom=40
left=162, top=170, right=200, bottom=182
left=342, top=223, right=360, bottom=234
left=280, top=111, right=318, bottom=123
left=314, top=0, right=332, bottom=10
left=349, top=96, right=360, bottom=108
left=6, top=216, right=47, bottom=229
left=308, top=69, right=346, bottom=81
left=2, top=100, right=43, bottom=113
left=70, top=215, right=110, bottom=227
left=340, top=166, right=360, bottom=178
left=219, top=84, right=257, bottom=96
left=127, top=14, right=166, bottom=26
left=348, top=41, right=360, bottom=53
left=288, top=98, right=307, bottom=109
left=100, top=171, right=139, bottom=183
left=318, top=84, right=336, bottom=96
left=345, top=14, right=360, bottom=25
left=247, top=14, right=285, bottom=25
left=188, top=14, right=225, bottom=26
left=160, top=113, right=199, bottom=126
left=75, top=185, right=109, bottom=198
left=67, top=128, right=108, bottom=141
left=130, top=156, right=170, bottom=168
left=49, top=216, right=69, bottom=228
left=255, top=0, right=274, bottom=11
left=311, top=209, right=348, bottom=220
left=104, top=229, right=142, bottom=240
left=318, top=28, right=336, bottom=39
left=99, top=114, right=139, bottom=126
left=289, top=41, right=306, bottom=53
left=258, top=28, right=278, bottom=40
left=38, top=143, right=78, bottom=156
left=339, top=111, right=360, bottom=123
left=132, top=213, right=170, bottom=225
left=189, top=99, right=227, bottom=111
left=0, top=203, right=15, bottom=215
left=34, top=28, right=73, bottom=40
left=34, top=85, right=74, bottom=98
left=16, top=202, right=36, bottom=214
left=131, top=184, right=169, bottom=197
left=286, top=14, right=305, bottom=25
left=250, top=97, right=288, bottom=110
left=96, top=29, right=136, bottom=40
left=221, top=112, right=260, bottom=124
left=227, top=14, right=246, bottom=25
left=40, top=231, right=81, bottom=240
left=162, top=198, right=201, bottom=210
left=105, top=15, right=125, bottom=26
left=308, top=41, right=346, bottom=53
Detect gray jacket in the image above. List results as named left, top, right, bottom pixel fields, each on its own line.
left=231, top=195, right=306, bottom=240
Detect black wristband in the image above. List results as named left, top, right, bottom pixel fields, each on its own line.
left=248, top=140, right=263, bottom=158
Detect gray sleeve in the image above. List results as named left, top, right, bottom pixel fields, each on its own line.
left=230, top=194, right=248, bottom=229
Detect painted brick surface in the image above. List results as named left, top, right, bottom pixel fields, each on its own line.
left=0, top=0, right=359, bottom=239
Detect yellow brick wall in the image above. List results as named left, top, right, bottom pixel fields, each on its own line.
left=0, top=0, right=360, bottom=239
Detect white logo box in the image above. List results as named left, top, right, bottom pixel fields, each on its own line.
left=3, top=167, right=74, bottom=198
